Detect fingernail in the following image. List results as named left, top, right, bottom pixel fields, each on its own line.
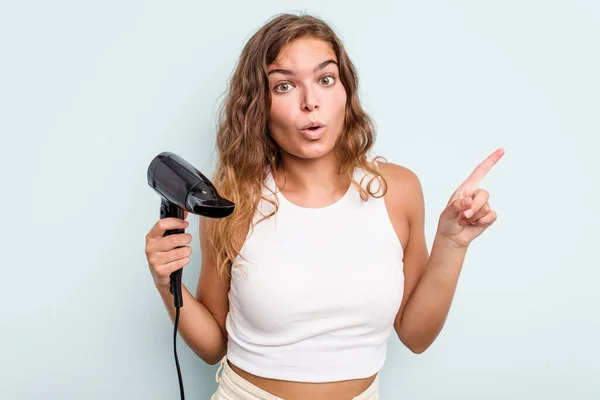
left=464, top=209, right=473, bottom=218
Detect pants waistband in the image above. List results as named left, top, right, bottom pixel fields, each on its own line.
left=214, top=356, right=379, bottom=400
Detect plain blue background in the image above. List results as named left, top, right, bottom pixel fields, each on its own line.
left=2, top=1, right=599, bottom=399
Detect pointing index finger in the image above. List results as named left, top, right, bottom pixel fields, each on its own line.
left=463, top=148, right=505, bottom=187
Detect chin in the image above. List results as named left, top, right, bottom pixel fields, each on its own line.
left=292, top=143, right=337, bottom=160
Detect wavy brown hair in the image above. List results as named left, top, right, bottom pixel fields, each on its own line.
left=205, top=13, right=388, bottom=280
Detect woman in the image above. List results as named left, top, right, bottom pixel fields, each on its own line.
left=144, top=13, right=503, bottom=400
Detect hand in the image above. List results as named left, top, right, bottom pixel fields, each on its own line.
left=437, top=149, right=504, bottom=248
left=145, top=211, right=192, bottom=288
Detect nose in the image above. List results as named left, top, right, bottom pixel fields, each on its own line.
left=301, top=86, right=319, bottom=111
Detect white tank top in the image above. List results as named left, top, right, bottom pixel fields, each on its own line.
left=225, top=161, right=405, bottom=382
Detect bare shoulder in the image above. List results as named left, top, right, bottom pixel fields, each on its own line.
left=376, top=160, right=424, bottom=211
left=373, top=160, right=424, bottom=253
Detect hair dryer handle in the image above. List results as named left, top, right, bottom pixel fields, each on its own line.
left=160, top=198, right=185, bottom=308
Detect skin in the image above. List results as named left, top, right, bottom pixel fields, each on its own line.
left=189, top=37, right=504, bottom=399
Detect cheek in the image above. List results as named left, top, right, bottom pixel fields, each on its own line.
left=340, top=88, right=348, bottom=107
left=270, top=97, right=296, bottom=128
left=332, top=84, right=347, bottom=108
left=331, top=88, right=347, bottom=123
left=268, top=100, right=296, bottom=148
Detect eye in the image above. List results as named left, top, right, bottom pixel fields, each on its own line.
left=319, top=75, right=336, bottom=86
left=274, top=82, right=294, bottom=93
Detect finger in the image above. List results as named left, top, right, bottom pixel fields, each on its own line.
left=156, top=245, right=193, bottom=266
left=157, top=256, right=191, bottom=278
left=147, top=218, right=189, bottom=240
left=147, top=245, right=192, bottom=272
left=471, top=210, right=497, bottom=226
left=463, top=189, right=490, bottom=220
left=152, top=233, right=193, bottom=252
left=461, top=148, right=504, bottom=188
left=183, top=210, right=189, bottom=220
left=443, top=196, right=473, bottom=220
left=470, top=201, right=491, bottom=223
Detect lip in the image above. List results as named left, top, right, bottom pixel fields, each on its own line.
left=301, top=121, right=325, bottom=130
left=300, top=125, right=326, bottom=140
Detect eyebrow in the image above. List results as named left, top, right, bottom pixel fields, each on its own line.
left=267, top=59, right=338, bottom=76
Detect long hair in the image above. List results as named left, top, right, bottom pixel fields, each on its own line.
left=206, top=13, right=388, bottom=280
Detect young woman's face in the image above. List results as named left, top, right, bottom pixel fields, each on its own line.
left=267, top=37, right=347, bottom=161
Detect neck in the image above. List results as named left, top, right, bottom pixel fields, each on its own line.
left=274, top=152, right=352, bottom=198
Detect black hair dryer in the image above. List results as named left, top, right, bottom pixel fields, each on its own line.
left=147, top=151, right=234, bottom=307
left=147, top=151, right=234, bottom=399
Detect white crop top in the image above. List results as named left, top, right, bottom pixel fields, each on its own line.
left=224, top=161, right=405, bottom=382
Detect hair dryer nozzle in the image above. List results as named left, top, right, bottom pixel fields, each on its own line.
left=187, top=191, right=234, bottom=218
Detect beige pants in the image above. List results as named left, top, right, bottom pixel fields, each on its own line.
left=210, top=357, right=379, bottom=400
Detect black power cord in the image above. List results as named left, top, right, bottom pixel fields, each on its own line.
left=173, top=306, right=184, bottom=400
left=170, top=269, right=185, bottom=400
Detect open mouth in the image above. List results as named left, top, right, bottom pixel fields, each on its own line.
left=300, top=125, right=325, bottom=140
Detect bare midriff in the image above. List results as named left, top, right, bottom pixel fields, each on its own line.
left=228, top=361, right=377, bottom=400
